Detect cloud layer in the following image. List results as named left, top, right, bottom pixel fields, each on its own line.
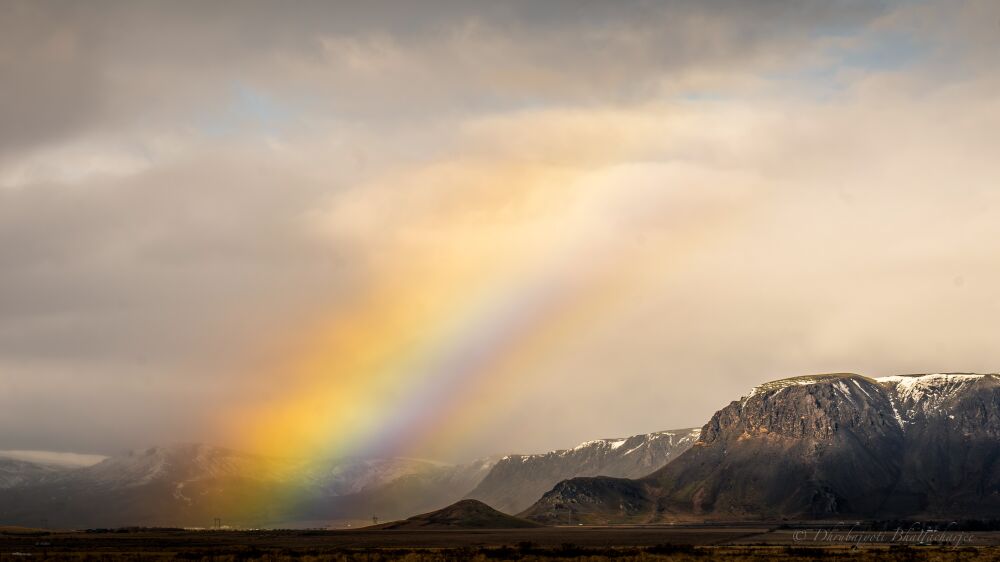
left=2, top=1, right=999, bottom=460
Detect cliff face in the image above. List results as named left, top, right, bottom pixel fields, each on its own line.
left=521, top=373, right=1000, bottom=523
left=702, top=374, right=901, bottom=443
left=652, top=374, right=905, bottom=519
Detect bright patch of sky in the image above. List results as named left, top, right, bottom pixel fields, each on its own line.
left=199, top=84, right=297, bottom=138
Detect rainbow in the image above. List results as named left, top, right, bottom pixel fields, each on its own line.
left=214, top=160, right=741, bottom=522
left=230, top=233, right=635, bottom=463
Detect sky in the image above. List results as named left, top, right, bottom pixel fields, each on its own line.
left=2, top=0, right=1000, bottom=463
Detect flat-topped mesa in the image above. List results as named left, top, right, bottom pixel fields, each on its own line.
left=877, top=373, right=997, bottom=396
left=702, top=373, right=897, bottom=445
left=742, top=373, right=877, bottom=400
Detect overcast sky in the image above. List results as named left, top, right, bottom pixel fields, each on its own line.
left=2, top=1, right=1000, bottom=462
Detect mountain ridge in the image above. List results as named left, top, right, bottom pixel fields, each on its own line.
left=466, top=428, right=699, bottom=514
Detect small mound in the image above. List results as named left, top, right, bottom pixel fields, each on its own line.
left=0, top=525, right=51, bottom=535
left=371, top=499, right=543, bottom=529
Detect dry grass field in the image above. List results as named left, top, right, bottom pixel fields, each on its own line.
left=2, top=526, right=999, bottom=560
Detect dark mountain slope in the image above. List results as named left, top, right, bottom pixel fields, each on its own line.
left=882, top=374, right=1000, bottom=517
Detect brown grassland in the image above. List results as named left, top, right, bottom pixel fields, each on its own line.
left=1, top=525, right=999, bottom=560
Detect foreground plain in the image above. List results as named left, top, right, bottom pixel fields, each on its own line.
left=1, top=525, right=1000, bottom=560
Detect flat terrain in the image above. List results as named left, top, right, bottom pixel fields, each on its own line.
left=1, top=525, right=998, bottom=560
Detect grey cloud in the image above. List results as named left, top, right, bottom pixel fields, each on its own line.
left=3, top=0, right=995, bottom=460
left=0, top=150, right=352, bottom=362
left=0, top=2, right=104, bottom=158
left=2, top=0, right=890, bottom=149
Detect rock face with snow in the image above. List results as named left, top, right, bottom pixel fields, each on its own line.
left=522, top=373, right=1000, bottom=523
left=467, top=429, right=699, bottom=514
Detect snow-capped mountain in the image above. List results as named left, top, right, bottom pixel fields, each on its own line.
left=467, top=429, right=700, bottom=514
left=66, top=443, right=290, bottom=488
left=0, top=443, right=499, bottom=528
left=0, top=457, right=67, bottom=489
left=17, top=373, right=992, bottom=527
left=523, top=373, right=1000, bottom=523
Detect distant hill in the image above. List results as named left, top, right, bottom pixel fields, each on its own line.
left=372, top=499, right=542, bottom=529
left=521, top=373, right=1000, bottom=523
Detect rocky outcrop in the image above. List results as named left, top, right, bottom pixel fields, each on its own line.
left=520, top=476, right=655, bottom=525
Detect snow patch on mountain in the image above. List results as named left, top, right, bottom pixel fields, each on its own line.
left=0, top=450, right=106, bottom=468
left=742, top=372, right=996, bottom=430
left=745, top=373, right=866, bottom=400
left=877, top=373, right=996, bottom=424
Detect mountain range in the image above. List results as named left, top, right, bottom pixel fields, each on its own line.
left=521, top=373, right=1000, bottom=523
left=0, top=428, right=694, bottom=528
left=3, top=372, right=997, bottom=528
